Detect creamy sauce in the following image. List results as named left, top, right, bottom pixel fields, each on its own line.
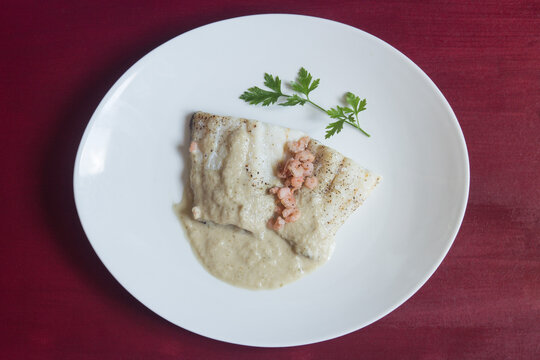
left=175, top=189, right=321, bottom=289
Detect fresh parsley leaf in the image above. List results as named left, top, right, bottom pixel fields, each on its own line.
left=325, top=119, right=345, bottom=139
left=239, top=86, right=282, bottom=106
left=279, top=94, right=307, bottom=106
left=358, top=98, right=367, bottom=112
left=240, top=67, right=371, bottom=138
left=263, top=73, right=282, bottom=93
left=346, top=92, right=366, bottom=115
left=327, top=106, right=352, bottom=118
left=326, top=107, right=341, bottom=119
left=290, top=67, right=320, bottom=97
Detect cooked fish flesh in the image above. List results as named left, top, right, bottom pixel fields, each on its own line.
left=188, top=111, right=380, bottom=261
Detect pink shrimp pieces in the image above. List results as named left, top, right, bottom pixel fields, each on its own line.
left=304, top=176, right=318, bottom=189
left=267, top=136, right=319, bottom=231
left=287, top=136, right=309, bottom=153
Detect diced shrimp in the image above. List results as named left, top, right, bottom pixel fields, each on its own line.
left=282, top=207, right=295, bottom=218
left=284, top=208, right=301, bottom=223
left=281, top=195, right=296, bottom=208
left=290, top=176, right=304, bottom=190
left=277, top=187, right=292, bottom=200
left=288, top=136, right=310, bottom=153
left=273, top=216, right=285, bottom=231
left=287, top=159, right=304, bottom=177
left=290, top=166, right=304, bottom=178
left=287, top=141, right=302, bottom=153
left=189, top=141, right=198, bottom=153
left=268, top=136, right=313, bottom=229
left=295, top=150, right=315, bottom=163
left=304, top=176, right=318, bottom=189
left=302, top=162, right=314, bottom=176
left=279, top=158, right=294, bottom=178
left=286, top=158, right=300, bottom=170
left=297, top=136, right=310, bottom=150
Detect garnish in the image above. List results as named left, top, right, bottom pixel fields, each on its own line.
left=240, top=67, right=370, bottom=138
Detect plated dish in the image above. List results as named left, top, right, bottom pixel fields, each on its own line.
left=73, top=14, right=469, bottom=347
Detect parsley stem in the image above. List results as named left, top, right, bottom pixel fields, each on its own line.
left=306, top=99, right=327, bottom=113
left=357, top=127, right=371, bottom=137
left=347, top=121, right=370, bottom=137
left=309, top=102, right=327, bottom=113
left=282, top=94, right=327, bottom=113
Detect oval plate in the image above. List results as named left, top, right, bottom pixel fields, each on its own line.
left=74, top=14, right=469, bottom=347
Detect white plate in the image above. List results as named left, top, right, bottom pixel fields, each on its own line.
left=74, top=14, right=469, bottom=347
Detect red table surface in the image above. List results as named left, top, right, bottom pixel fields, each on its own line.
left=1, top=0, right=539, bottom=359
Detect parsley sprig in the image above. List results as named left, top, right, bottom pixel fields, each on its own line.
left=240, top=67, right=370, bottom=138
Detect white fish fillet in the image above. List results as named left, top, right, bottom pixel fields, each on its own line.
left=189, top=111, right=380, bottom=261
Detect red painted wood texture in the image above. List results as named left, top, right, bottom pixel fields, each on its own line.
left=1, top=1, right=539, bottom=359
